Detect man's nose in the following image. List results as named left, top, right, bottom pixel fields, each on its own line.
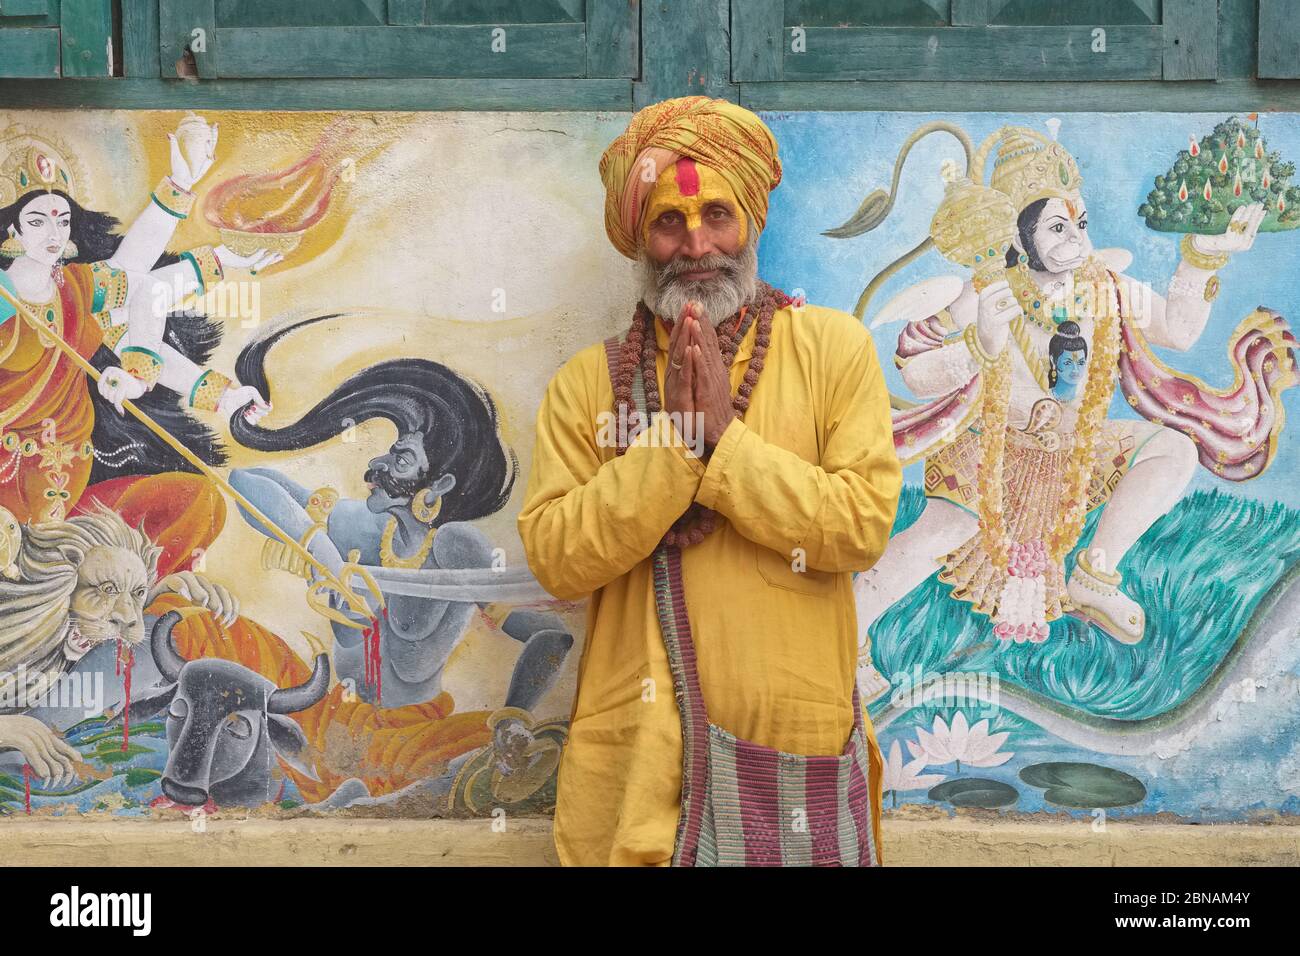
left=679, top=226, right=714, bottom=260
left=368, top=458, right=387, bottom=472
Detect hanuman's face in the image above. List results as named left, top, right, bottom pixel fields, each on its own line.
left=10, top=193, right=72, bottom=267
left=1024, top=196, right=1092, bottom=275
left=66, top=546, right=150, bottom=661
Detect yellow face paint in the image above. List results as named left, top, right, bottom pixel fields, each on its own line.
left=641, top=158, right=747, bottom=245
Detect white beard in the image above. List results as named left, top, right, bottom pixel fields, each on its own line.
left=637, top=229, right=759, bottom=326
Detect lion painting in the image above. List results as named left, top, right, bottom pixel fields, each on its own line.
left=0, top=504, right=236, bottom=785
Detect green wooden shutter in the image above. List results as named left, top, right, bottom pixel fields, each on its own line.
left=733, top=0, right=1219, bottom=83
left=0, top=0, right=112, bottom=78
left=156, top=0, right=637, bottom=80
left=1259, top=0, right=1300, bottom=79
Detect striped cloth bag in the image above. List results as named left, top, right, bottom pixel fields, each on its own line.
left=604, top=335, right=880, bottom=867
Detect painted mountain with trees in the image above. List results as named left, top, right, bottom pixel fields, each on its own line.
left=1140, top=115, right=1300, bottom=234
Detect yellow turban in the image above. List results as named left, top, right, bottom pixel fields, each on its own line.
left=599, top=96, right=782, bottom=260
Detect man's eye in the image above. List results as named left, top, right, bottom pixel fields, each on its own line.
left=99, top=583, right=118, bottom=595
left=1051, top=224, right=1065, bottom=233
left=133, top=587, right=147, bottom=599
left=1078, top=219, right=1088, bottom=230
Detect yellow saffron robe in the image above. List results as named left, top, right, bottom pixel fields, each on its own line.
left=518, top=302, right=903, bottom=866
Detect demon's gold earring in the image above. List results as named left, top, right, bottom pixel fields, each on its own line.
left=411, top=489, right=443, bottom=525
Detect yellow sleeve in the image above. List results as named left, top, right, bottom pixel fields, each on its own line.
left=517, top=344, right=707, bottom=601
left=695, top=310, right=902, bottom=573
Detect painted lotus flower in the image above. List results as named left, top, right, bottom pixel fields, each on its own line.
left=882, top=739, right=946, bottom=807
left=908, top=711, right=1013, bottom=772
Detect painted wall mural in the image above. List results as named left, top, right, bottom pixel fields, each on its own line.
left=761, top=111, right=1300, bottom=822
left=0, top=109, right=636, bottom=819
left=0, top=107, right=1296, bottom=829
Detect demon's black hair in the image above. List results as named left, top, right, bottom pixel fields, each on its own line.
left=230, top=314, right=516, bottom=525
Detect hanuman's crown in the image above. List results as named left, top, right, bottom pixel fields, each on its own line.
left=0, top=125, right=82, bottom=210
left=987, top=126, right=1083, bottom=213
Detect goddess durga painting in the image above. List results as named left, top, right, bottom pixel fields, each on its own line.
left=0, top=116, right=278, bottom=573
left=837, top=121, right=1299, bottom=703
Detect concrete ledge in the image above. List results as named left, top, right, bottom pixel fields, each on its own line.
left=0, top=815, right=1296, bottom=866
left=0, top=818, right=560, bottom=867
left=881, top=818, right=1300, bottom=866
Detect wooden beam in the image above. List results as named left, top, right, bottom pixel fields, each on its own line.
left=0, top=76, right=633, bottom=110
left=731, top=0, right=782, bottom=83
left=0, top=27, right=59, bottom=77
left=740, top=78, right=1300, bottom=113
left=1162, top=0, right=1217, bottom=80
left=587, top=0, right=638, bottom=79
left=59, top=0, right=113, bottom=78
left=783, top=26, right=1164, bottom=82
left=121, top=0, right=161, bottom=78
left=211, top=24, right=587, bottom=78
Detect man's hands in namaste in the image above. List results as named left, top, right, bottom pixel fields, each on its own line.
left=662, top=300, right=736, bottom=453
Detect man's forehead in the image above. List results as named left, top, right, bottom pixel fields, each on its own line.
left=651, top=158, right=734, bottom=205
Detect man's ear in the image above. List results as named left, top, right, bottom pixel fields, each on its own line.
left=428, top=472, right=456, bottom=497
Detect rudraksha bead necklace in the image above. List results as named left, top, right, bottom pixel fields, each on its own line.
left=611, top=280, right=793, bottom=548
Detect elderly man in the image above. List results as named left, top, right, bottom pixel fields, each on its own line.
left=518, top=97, right=902, bottom=867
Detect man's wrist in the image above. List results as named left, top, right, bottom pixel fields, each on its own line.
left=696, top=416, right=746, bottom=511
left=704, top=409, right=737, bottom=452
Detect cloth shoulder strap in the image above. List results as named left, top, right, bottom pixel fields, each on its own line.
left=603, top=332, right=710, bottom=861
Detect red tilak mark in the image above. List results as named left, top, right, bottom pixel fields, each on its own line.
left=117, top=640, right=134, bottom=751
left=674, top=157, right=700, bottom=196
left=22, top=763, right=31, bottom=814
left=362, top=609, right=387, bottom=705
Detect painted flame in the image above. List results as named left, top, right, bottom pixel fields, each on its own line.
left=203, top=117, right=358, bottom=235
